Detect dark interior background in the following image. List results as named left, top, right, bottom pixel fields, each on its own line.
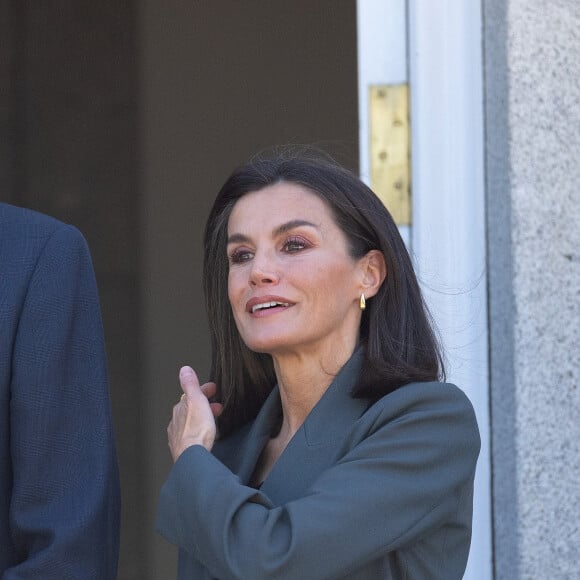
left=0, top=1, right=358, bottom=577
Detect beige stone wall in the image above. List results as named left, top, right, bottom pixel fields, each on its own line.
left=485, top=1, right=580, bottom=578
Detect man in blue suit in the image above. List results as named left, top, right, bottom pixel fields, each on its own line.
left=0, top=203, right=120, bottom=578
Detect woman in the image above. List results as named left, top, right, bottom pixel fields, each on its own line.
left=156, top=153, right=480, bottom=579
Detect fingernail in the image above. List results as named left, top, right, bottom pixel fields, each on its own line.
left=180, top=366, right=193, bottom=377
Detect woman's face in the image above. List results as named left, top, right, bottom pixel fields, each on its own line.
left=226, top=182, right=366, bottom=358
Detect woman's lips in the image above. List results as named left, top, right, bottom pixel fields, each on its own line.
left=246, top=296, right=295, bottom=314
left=250, top=300, right=291, bottom=313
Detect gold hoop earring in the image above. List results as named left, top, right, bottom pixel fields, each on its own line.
left=359, top=293, right=366, bottom=311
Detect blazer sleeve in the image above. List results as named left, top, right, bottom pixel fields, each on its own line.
left=7, top=225, right=120, bottom=579
left=156, top=383, right=480, bottom=580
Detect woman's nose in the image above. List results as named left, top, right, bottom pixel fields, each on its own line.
left=249, top=252, right=279, bottom=286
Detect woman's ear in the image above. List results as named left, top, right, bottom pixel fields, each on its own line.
left=359, top=250, right=387, bottom=299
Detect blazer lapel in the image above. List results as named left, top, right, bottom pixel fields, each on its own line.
left=260, top=349, right=369, bottom=504
left=232, top=388, right=283, bottom=485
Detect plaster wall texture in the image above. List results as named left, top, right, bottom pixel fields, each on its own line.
left=485, top=1, right=580, bottom=578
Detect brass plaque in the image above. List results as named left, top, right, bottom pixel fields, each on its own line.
left=369, top=84, right=411, bottom=225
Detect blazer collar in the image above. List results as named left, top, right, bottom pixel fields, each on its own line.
left=235, top=348, right=369, bottom=485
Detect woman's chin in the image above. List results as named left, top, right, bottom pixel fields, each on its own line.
left=243, top=334, right=297, bottom=355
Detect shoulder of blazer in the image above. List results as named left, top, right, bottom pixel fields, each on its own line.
left=0, top=203, right=85, bottom=267
left=0, top=206, right=92, bottom=349
left=0, top=202, right=65, bottom=232
left=372, top=381, right=474, bottom=412
left=0, top=203, right=88, bottom=276
left=361, top=381, right=480, bottom=447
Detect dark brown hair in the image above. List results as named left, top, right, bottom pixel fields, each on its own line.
left=204, top=151, right=444, bottom=436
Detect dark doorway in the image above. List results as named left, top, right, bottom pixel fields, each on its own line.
left=1, top=1, right=358, bottom=577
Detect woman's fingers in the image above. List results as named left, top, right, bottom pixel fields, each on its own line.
left=168, top=366, right=220, bottom=462
left=179, top=366, right=201, bottom=397
left=179, top=366, right=218, bottom=401
left=200, top=381, right=218, bottom=399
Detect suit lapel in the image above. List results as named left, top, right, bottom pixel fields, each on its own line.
left=216, top=348, right=369, bottom=504
left=232, top=388, right=282, bottom=485
left=261, top=349, right=369, bottom=504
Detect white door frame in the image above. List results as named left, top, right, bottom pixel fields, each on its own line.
left=357, top=2, right=492, bottom=578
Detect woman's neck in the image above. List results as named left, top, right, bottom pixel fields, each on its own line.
left=271, top=340, right=357, bottom=439
left=250, top=339, right=358, bottom=487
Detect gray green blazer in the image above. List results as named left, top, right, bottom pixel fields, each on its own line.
left=156, top=350, right=480, bottom=579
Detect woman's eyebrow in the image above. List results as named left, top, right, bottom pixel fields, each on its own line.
left=273, top=219, right=318, bottom=237
left=227, top=220, right=318, bottom=245
left=227, top=232, right=250, bottom=245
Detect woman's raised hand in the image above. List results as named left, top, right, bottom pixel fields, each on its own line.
left=167, top=366, right=223, bottom=462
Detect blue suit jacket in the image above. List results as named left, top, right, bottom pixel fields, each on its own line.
left=0, top=203, right=120, bottom=578
left=157, top=349, right=480, bottom=579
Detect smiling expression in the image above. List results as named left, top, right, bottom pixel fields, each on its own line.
left=226, top=182, right=367, bottom=358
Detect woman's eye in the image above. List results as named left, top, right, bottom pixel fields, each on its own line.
left=229, top=249, right=254, bottom=264
left=283, top=237, right=309, bottom=253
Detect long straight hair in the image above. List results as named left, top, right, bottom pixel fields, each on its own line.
left=203, top=152, right=444, bottom=436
